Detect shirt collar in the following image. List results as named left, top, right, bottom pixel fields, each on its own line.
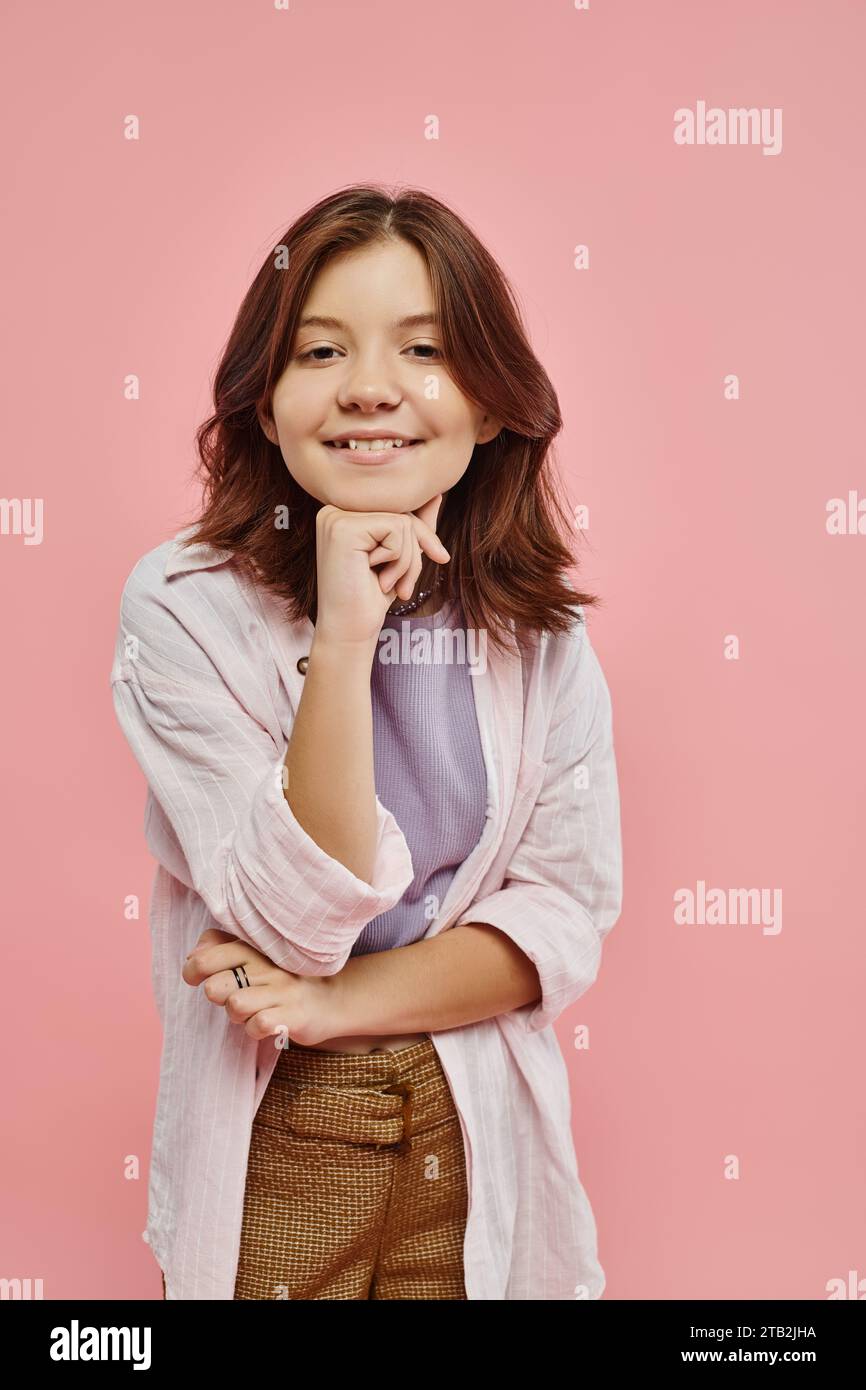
left=163, top=525, right=236, bottom=579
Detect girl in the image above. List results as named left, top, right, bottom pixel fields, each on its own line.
left=111, top=183, right=623, bottom=1300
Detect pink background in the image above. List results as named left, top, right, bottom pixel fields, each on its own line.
left=2, top=0, right=864, bottom=1300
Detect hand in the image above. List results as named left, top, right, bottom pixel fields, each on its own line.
left=181, top=928, right=342, bottom=1046
left=313, top=492, right=450, bottom=649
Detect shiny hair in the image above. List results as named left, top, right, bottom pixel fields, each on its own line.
left=180, top=183, right=601, bottom=656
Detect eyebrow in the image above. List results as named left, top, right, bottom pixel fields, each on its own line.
left=296, top=312, right=439, bottom=332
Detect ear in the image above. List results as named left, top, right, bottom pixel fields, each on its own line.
left=257, top=403, right=278, bottom=446
left=476, top=414, right=503, bottom=446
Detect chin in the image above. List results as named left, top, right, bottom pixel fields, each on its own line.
left=328, top=482, right=431, bottom=515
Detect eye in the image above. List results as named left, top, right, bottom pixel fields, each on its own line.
left=295, top=342, right=442, bottom=363
left=406, top=344, right=441, bottom=360
left=297, top=346, right=341, bottom=362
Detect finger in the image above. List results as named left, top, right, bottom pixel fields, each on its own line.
left=202, top=967, right=266, bottom=1004
left=412, top=493, right=443, bottom=532
left=364, top=521, right=406, bottom=570
left=223, top=985, right=280, bottom=1022
left=395, top=533, right=424, bottom=602
left=246, top=1007, right=296, bottom=1043
left=189, top=927, right=235, bottom=954
left=376, top=519, right=415, bottom=596
left=382, top=541, right=423, bottom=605
left=183, top=942, right=262, bottom=985
left=408, top=495, right=450, bottom=561
left=367, top=542, right=401, bottom=566
left=410, top=512, right=450, bottom=563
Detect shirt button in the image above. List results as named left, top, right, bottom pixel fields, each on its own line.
left=296, top=656, right=309, bottom=675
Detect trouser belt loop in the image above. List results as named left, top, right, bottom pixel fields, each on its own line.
left=381, top=1079, right=414, bottom=1154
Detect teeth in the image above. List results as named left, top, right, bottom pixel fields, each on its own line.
left=329, top=438, right=416, bottom=450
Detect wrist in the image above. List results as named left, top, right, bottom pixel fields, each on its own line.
left=309, top=632, right=378, bottom=670
left=295, top=969, right=353, bottom=1046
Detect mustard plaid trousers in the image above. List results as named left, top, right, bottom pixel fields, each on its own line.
left=228, top=1035, right=470, bottom=1300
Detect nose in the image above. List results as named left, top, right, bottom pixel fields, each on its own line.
left=336, top=351, right=403, bottom=413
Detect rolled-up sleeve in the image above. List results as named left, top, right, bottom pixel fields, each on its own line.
left=454, top=620, right=623, bottom=1033
left=110, top=568, right=415, bottom=974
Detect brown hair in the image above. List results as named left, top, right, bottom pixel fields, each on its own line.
left=180, top=182, right=601, bottom=657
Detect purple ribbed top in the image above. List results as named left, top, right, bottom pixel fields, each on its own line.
left=350, top=595, right=488, bottom=957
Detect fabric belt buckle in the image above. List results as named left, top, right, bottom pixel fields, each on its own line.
left=379, top=1079, right=414, bottom=1155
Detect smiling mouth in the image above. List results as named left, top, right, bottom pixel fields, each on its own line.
left=324, top=439, right=424, bottom=451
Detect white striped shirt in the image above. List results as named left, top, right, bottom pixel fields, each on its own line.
left=110, top=525, right=623, bottom=1300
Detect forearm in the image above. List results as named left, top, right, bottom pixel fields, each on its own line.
left=331, top=923, right=543, bottom=1035
left=284, top=636, right=378, bottom=883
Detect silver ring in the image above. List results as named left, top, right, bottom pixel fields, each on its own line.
left=231, top=964, right=250, bottom=989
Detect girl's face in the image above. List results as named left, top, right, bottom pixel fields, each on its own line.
left=259, top=236, right=501, bottom=515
